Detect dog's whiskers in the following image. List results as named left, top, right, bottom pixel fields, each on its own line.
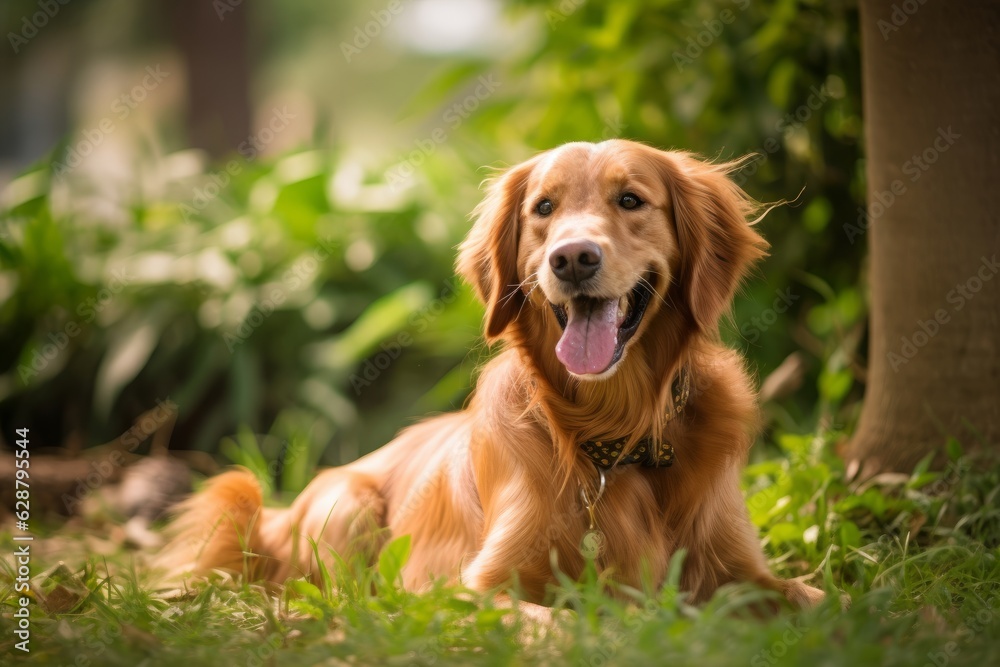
left=499, top=272, right=539, bottom=309
left=639, top=274, right=669, bottom=308
left=498, top=272, right=542, bottom=324
left=513, top=279, right=541, bottom=321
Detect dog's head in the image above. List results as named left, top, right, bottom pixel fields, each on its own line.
left=458, top=140, right=768, bottom=379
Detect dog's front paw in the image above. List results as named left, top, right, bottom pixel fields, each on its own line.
left=782, top=580, right=826, bottom=608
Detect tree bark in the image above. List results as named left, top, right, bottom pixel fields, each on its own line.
left=844, top=0, right=1000, bottom=476
left=165, top=0, right=252, bottom=159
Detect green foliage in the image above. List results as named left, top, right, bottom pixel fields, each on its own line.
left=377, top=535, right=412, bottom=594
left=0, top=152, right=484, bottom=486
left=1, top=0, right=868, bottom=478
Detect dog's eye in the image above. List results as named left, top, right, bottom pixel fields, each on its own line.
left=536, top=199, right=553, bottom=216
left=618, top=193, right=643, bottom=210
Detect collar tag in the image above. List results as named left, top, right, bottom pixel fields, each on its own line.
left=579, top=467, right=606, bottom=560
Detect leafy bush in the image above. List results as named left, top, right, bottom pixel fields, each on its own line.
left=0, top=152, right=484, bottom=491
left=1, top=0, right=869, bottom=484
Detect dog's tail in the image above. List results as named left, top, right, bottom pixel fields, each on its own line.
left=158, top=468, right=295, bottom=582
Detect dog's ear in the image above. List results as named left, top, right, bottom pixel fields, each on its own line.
left=657, top=152, right=770, bottom=332
left=457, top=157, right=539, bottom=340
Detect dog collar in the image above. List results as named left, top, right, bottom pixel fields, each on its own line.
left=578, top=367, right=690, bottom=469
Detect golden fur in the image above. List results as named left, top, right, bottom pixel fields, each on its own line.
left=164, top=140, right=824, bottom=608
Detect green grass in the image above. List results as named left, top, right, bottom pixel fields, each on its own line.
left=2, top=435, right=999, bottom=666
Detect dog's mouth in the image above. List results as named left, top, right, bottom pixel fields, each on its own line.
left=548, top=275, right=654, bottom=376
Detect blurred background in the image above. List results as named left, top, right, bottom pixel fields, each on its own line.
left=0, top=0, right=866, bottom=505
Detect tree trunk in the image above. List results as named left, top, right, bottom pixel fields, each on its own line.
left=165, top=0, right=252, bottom=159
left=844, top=0, right=1000, bottom=476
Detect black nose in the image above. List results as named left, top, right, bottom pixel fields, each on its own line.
left=548, top=239, right=603, bottom=285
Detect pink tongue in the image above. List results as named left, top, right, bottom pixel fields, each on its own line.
left=556, top=298, right=620, bottom=375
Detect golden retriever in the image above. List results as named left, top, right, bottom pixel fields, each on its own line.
left=165, top=140, right=824, bottom=609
